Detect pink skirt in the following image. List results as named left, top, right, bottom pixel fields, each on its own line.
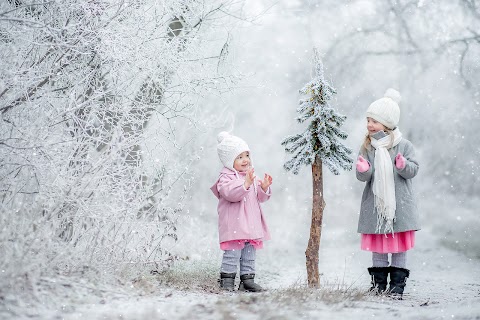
left=361, top=231, right=415, bottom=253
left=220, top=239, right=263, bottom=250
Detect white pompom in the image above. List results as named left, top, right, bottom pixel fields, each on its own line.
left=217, top=131, right=230, bottom=143
left=384, top=88, right=401, bottom=103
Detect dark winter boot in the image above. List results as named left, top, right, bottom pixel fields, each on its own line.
left=388, top=267, right=410, bottom=297
left=367, top=267, right=389, bottom=294
left=218, top=272, right=236, bottom=291
left=238, top=274, right=265, bottom=292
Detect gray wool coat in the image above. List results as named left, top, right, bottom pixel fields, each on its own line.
left=356, top=138, right=421, bottom=234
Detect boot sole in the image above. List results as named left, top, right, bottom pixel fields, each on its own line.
left=238, top=285, right=265, bottom=293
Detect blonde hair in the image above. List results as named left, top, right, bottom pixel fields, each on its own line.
left=361, top=128, right=395, bottom=153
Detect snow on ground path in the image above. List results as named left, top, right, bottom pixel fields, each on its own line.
left=57, top=228, right=480, bottom=320
left=253, top=228, right=480, bottom=319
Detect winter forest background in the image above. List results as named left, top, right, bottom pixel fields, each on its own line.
left=1, top=0, right=479, bottom=319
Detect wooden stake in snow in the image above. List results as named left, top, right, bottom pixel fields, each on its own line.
left=281, top=49, right=353, bottom=287
left=305, top=157, right=325, bottom=287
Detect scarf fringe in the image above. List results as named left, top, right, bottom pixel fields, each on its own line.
left=374, top=196, right=395, bottom=235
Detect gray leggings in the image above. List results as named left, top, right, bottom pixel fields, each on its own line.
left=220, top=242, right=256, bottom=275
left=372, top=252, right=407, bottom=268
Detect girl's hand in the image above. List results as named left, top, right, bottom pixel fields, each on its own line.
left=260, top=173, right=273, bottom=192
left=356, top=155, right=370, bottom=173
left=395, top=153, right=406, bottom=169
left=244, top=168, right=255, bottom=189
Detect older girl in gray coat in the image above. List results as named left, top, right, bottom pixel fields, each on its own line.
left=355, top=88, right=420, bottom=298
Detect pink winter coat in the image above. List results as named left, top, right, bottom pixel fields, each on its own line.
left=210, top=167, right=271, bottom=244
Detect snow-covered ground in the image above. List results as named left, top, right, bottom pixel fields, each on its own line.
left=6, top=223, right=477, bottom=320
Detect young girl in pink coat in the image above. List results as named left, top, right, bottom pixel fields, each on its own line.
left=210, top=132, right=273, bottom=292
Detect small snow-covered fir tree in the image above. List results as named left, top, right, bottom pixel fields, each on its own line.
left=282, top=48, right=353, bottom=175
left=281, top=48, right=353, bottom=287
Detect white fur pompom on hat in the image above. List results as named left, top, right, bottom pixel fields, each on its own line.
left=217, top=131, right=230, bottom=143
left=366, top=88, right=401, bottom=129
left=216, top=131, right=250, bottom=170
left=383, top=88, right=401, bottom=104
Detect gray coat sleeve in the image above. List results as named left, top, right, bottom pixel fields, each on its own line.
left=395, top=141, right=419, bottom=180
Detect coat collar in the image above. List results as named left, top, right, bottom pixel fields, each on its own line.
left=219, top=167, right=248, bottom=176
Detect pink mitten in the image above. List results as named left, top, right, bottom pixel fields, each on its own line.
left=395, top=153, right=406, bottom=169
left=356, top=155, right=370, bottom=173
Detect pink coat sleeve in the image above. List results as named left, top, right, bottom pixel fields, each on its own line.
left=216, top=175, right=249, bottom=202
left=257, top=184, right=271, bottom=203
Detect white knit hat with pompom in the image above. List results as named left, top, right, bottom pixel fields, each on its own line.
left=216, top=131, right=250, bottom=170
left=366, top=88, right=401, bottom=129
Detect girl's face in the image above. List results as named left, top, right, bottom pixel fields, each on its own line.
left=367, top=117, right=387, bottom=135
left=233, top=151, right=251, bottom=172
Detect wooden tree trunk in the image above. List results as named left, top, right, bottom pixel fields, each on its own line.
left=305, top=156, right=325, bottom=287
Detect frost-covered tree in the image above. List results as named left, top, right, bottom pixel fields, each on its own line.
left=0, top=0, right=246, bottom=313
left=281, top=48, right=353, bottom=287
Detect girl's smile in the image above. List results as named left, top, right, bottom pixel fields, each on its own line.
left=233, top=151, right=251, bottom=172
